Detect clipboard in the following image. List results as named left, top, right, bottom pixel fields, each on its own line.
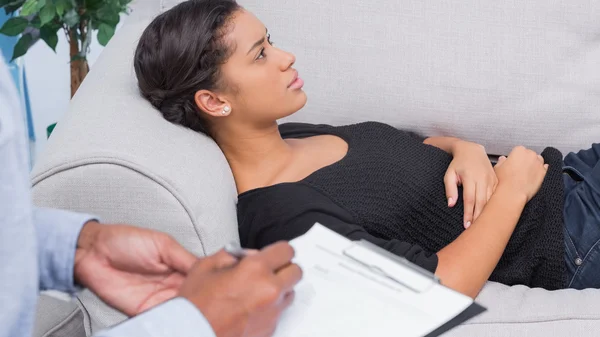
left=274, top=223, right=487, bottom=337
left=342, top=238, right=487, bottom=337
left=343, top=239, right=441, bottom=293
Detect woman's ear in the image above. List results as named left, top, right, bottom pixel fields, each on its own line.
left=195, top=90, right=232, bottom=117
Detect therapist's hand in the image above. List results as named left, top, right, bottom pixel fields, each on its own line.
left=74, top=221, right=197, bottom=316
left=179, top=242, right=303, bottom=337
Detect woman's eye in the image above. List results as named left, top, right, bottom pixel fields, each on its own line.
left=257, top=48, right=265, bottom=60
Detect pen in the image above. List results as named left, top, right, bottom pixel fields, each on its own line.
left=224, top=242, right=248, bottom=260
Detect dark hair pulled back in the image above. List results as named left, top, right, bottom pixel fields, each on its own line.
left=134, top=0, right=240, bottom=134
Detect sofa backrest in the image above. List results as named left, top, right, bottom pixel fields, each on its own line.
left=237, top=0, right=600, bottom=156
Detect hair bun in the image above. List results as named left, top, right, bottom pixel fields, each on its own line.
left=148, top=91, right=167, bottom=110
left=156, top=94, right=207, bottom=133
left=157, top=95, right=185, bottom=117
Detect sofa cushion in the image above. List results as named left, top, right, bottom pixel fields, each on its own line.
left=33, top=294, right=83, bottom=337
left=446, top=282, right=600, bottom=336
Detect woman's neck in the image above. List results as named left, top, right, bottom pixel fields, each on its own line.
left=214, top=122, right=294, bottom=191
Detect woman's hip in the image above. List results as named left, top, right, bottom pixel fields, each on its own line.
left=563, top=144, right=600, bottom=289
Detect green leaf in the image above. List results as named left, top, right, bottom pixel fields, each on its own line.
left=39, top=1, right=55, bottom=25
left=11, top=33, right=34, bottom=60
left=96, top=22, right=114, bottom=46
left=40, top=24, right=58, bottom=51
left=46, top=122, right=57, bottom=138
left=84, top=0, right=103, bottom=11
left=29, top=15, right=41, bottom=28
left=95, top=7, right=119, bottom=26
left=0, top=0, right=23, bottom=7
left=4, top=0, right=26, bottom=15
left=0, top=16, right=29, bottom=36
left=19, top=0, right=38, bottom=16
left=35, top=0, right=45, bottom=9
left=55, top=0, right=69, bottom=16
left=63, top=8, right=79, bottom=27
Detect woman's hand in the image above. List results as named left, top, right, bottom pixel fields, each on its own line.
left=493, top=146, right=548, bottom=203
left=435, top=146, right=547, bottom=298
left=445, top=141, right=497, bottom=229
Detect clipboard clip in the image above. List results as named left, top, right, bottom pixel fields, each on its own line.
left=342, top=239, right=440, bottom=294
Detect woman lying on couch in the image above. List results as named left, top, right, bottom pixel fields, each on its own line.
left=133, top=0, right=600, bottom=297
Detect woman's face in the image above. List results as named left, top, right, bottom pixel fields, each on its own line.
left=196, top=9, right=307, bottom=129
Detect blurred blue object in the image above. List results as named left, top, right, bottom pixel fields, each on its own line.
left=1, top=10, right=36, bottom=167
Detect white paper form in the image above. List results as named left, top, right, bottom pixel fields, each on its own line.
left=273, top=224, right=480, bottom=337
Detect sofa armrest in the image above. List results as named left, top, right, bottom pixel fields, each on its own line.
left=31, top=161, right=237, bottom=334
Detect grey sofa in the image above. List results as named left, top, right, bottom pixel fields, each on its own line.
left=31, top=0, right=600, bottom=336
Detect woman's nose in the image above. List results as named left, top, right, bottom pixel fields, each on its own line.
left=281, top=51, right=296, bottom=70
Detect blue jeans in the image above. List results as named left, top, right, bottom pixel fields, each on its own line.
left=563, top=143, right=600, bottom=289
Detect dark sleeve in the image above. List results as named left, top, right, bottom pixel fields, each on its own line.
left=252, top=209, right=439, bottom=274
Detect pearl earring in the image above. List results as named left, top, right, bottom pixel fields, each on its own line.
left=222, top=106, right=231, bottom=115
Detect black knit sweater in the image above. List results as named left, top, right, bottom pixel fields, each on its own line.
left=237, top=122, right=566, bottom=290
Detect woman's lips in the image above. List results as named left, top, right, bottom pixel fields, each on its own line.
left=289, top=75, right=304, bottom=90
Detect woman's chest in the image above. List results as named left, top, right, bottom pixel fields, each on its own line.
left=303, top=126, right=457, bottom=221
left=275, top=135, right=349, bottom=183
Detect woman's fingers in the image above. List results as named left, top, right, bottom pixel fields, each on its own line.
left=495, top=156, right=507, bottom=168
left=462, top=179, right=475, bottom=229
left=444, top=170, right=459, bottom=207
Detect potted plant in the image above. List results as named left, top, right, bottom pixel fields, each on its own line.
left=0, top=0, right=132, bottom=97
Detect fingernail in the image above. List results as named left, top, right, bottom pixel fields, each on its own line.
left=448, top=198, right=453, bottom=206
left=465, top=221, right=471, bottom=229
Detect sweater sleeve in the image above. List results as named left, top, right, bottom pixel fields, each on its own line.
left=252, top=209, right=439, bottom=274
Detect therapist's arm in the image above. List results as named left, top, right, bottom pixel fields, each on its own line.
left=33, top=205, right=302, bottom=337
left=33, top=205, right=200, bottom=316
left=31, top=209, right=216, bottom=336
left=98, top=243, right=302, bottom=337
left=32, top=207, right=95, bottom=293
